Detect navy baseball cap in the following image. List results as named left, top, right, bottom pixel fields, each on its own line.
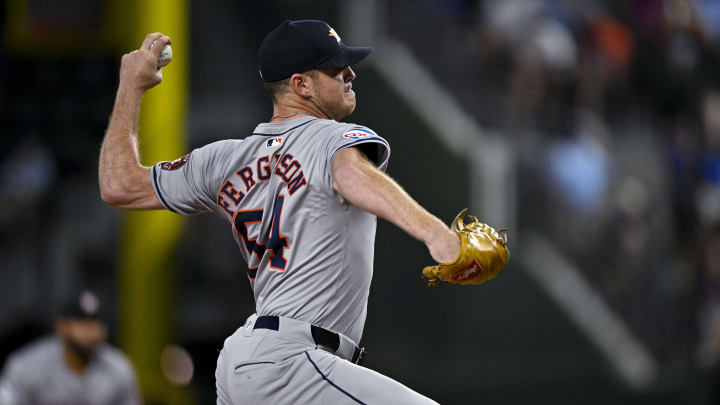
left=59, top=290, right=102, bottom=320
left=258, top=20, right=372, bottom=82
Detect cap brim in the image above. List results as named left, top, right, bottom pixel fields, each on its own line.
left=315, top=46, right=372, bottom=69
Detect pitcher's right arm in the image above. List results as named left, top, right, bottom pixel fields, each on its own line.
left=98, top=32, right=171, bottom=211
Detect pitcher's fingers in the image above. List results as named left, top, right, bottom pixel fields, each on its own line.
left=141, top=32, right=164, bottom=51
left=150, top=35, right=172, bottom=57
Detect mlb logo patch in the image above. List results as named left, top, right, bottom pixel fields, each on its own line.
left=266, top=137, right=284, bottom=148
left=342, top=128, right=377, bottom=139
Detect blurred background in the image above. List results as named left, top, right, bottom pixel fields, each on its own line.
left=1, top=0, right=719, bottom=403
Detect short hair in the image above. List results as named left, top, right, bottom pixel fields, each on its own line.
left=263, top=70, right=318, bottom=102
left=263, top=78, right=290, bottom=102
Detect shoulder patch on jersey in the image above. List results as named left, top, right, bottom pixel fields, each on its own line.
left=266, top=137, right=284, bottom=148
left=160, top=153, right=191, bottom=171
left=342, top=127, right=377, bottom=140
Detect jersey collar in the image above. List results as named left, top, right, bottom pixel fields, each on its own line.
left=252, top=116, right=320, bottom=136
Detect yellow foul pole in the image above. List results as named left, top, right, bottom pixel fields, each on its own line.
left=118, top=0, right=189, bottom=403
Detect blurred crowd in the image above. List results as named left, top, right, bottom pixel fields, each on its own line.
left=392, top=0, right=720, bottom=377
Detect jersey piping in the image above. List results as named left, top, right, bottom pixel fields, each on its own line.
left=152, top=165, right=177, bottom=214
left=304, top=351, right=367, bottom=405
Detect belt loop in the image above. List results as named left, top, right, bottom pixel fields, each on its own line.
left=243, top=314, right=257, bottom=337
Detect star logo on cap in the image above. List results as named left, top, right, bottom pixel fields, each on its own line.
left=328, top=27, right=341, bottom=45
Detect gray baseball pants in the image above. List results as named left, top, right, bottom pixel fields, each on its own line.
left=215, top=314, right=439, bottom=404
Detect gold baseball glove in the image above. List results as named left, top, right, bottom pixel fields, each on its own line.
left=422, top=209, right=509, bottom=286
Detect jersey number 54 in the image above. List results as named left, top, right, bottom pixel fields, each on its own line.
left=233, top=195, right=289, bottom=279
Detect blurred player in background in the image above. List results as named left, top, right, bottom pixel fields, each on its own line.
left=0, top=290, right=142, bottom=405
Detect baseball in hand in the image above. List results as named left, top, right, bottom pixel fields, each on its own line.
left=158, top=44, right=173, bottom=68
left=151, top=40, right=173, bottom=68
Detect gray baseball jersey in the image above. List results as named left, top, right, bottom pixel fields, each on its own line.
left=151, top=116, right=390, bottom=343
left=154, top=117, right=439, bottom=405
left=0, top=336, right=141, bottom=405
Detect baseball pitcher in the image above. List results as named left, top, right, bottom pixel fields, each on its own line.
left=98, top=20, right=508, bottom=404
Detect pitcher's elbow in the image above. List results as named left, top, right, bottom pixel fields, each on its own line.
left=99, top=183, right=124, bottom=207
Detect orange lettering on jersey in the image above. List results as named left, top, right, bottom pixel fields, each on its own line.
left=275, top=154, right=297, bottom=180
left=216, top=194, right=234, bottom=215
left=237, top=166, right=256, bottom=192
left=257, top=155, right=271, bottom=181
left=274, top=154, right=294, bottom=177
left=220, top=180, right=245, bottom=206
left=215, top=154, right=309, bottom=215
left=281, top=161, right=300, bottom=182
left=286, top=171, right=307, bottom=195
left=274, top=153, right=308, bottom=195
